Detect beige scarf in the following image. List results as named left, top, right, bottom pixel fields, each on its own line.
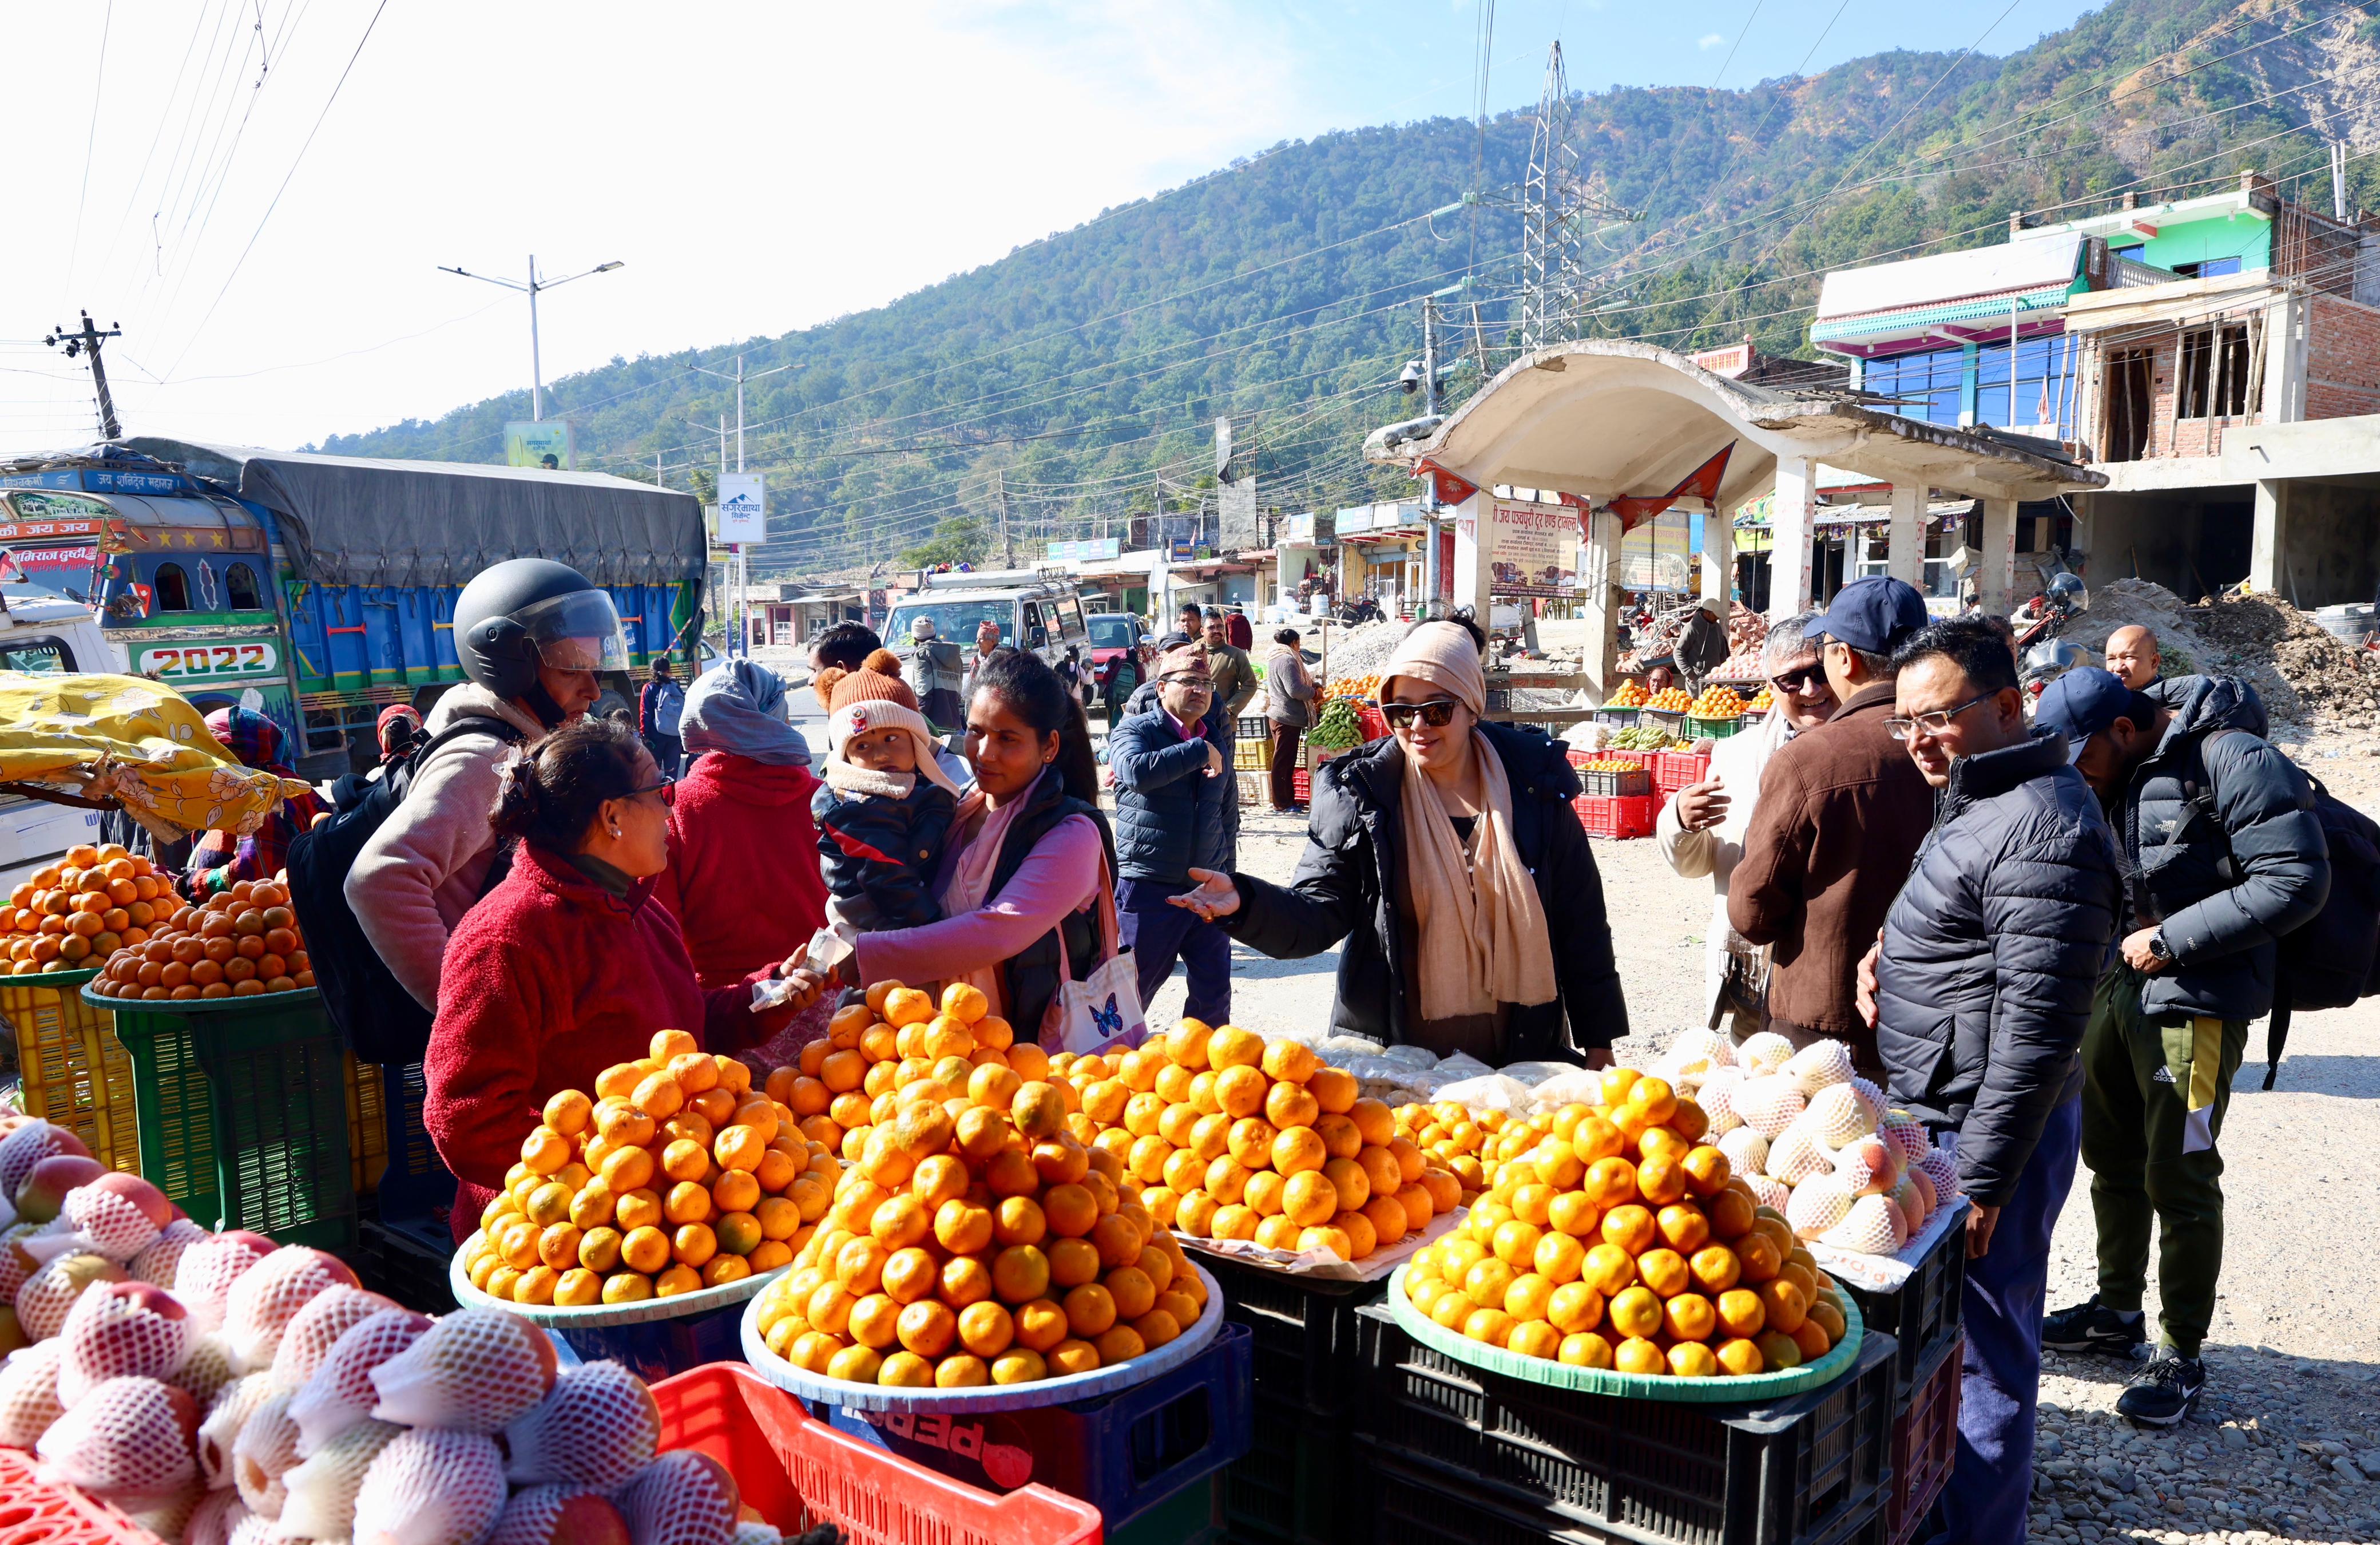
left=1382, top=623, right=1559, bottom=1022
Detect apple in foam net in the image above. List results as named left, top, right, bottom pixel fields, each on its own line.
left=0, top=1122, right=90, bottom=1199
left=14, top=1154, right=108, bottom=1223
left=81, top=1171, right=174, bottom=1229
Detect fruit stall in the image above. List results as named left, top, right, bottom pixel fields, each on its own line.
left=1, top=930, right=1969, bottom=1545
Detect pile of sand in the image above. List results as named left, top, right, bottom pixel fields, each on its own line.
left=2057, top=578, right=2380, bottom=726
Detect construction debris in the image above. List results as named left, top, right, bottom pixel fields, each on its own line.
left=2057, top=579, right=2380, bottom=727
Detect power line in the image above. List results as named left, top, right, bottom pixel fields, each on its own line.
left=60, top=2, right=115, bottom=310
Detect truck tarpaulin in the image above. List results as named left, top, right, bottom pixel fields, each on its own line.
left=121, top=437, right=706, bottom=592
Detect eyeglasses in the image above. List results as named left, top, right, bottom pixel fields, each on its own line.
left=628, top=778, right=677, bottom=807
left=1159, top=670, right=1213, bottom=687
left=1379, top=698, right=1460, bottom=728
left=1768, top=665, right=1824, bottom=694
left=1884, top=692, right=1997, bottom=742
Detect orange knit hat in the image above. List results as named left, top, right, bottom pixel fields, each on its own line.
left=822, top=649, right=919, bottom=715
left=818, top=649, right=959, bottom=793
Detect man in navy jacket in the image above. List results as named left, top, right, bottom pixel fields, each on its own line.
left=1109, top=640, right=1235, bottom=1023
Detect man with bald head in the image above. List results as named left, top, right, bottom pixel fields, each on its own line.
left=2103, top=626, right=2161, bottom=691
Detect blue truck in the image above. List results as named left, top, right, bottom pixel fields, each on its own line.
left=0, top=438, right=708, bottom=780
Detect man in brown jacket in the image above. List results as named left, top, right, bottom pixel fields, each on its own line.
left=1728, top=577, right=1935, bottom=1071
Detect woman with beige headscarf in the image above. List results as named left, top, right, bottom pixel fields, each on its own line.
left=1170, top=616, right=1627, bottom=1064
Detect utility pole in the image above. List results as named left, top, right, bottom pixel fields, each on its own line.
left=439, top=256, right=624, bottom=422
left=687, top=353, right=791, bottom=473
left=1421, top=295, right=1445, bottom=617
left=45, top=312, right=123, bottom=440
left=2333, top=141, right=2349, bottom=221
left=994, top=470, right=1014, bottom=568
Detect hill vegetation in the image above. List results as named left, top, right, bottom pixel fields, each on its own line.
left=317, top=0, right=2380, bottom=576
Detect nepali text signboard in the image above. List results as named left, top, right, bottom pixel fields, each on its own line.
left=1484, top=498, right=1580, bottom=598
left=503, top=421, right=574, bottom=470
left=716, top=474, right=766, bottom=544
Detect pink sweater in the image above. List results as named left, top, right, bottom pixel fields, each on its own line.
left=854, top=813, right=1103, bottom=994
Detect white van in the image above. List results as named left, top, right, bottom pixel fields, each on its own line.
left=0, top=584, right=129, bottom=888
left=882, top=570, right=1096, bottom=708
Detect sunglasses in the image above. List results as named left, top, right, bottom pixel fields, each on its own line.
left=1768, top=665, right=1825, bottom=693
left=627, top=777, right=677, bottom=808
left=1885, top=692, right=1996, bottom=742
left=1379, top=698, right=1460, bottom=728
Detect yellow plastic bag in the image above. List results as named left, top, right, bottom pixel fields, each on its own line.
left=0, top=672, right=309, bottom=837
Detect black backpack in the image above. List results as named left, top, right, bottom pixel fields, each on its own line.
left=2187, top=730, right=2380, bottom=1088
left=285, top=715, right=526, bottom=1064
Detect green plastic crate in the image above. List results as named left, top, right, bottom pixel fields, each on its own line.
left=90, top=984, right=356, bottom=1251
left=1685, top=714, right=1745, bottom=740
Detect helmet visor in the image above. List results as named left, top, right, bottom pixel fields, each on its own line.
left=514, top=588, right=629, bottom=674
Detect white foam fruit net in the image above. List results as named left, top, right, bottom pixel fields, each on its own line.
left=169, top=1331, right=240, bottom=1413
left=15, top=1253, right=120, bottom=1340
left=1832, top=1135, right=1897, bottom=1197
left=224, top=1246, right=359, bottom=1372
left=1736, top=1031, right=1794, bottom=1076
left=289, top=1306, right=431, bottom=1456
left=268, top=1284, right=398, bottom=1388
left=1784, top=1039, right=1854, bottom=1095
left=1743, top=1173, right=1790, bottom=1211
left=60, top=1184, right=161, bottom=1265
left=351, top=1425, right=510, bottom=1545
left=120, top=1478, right=204, bottom=1539
left=58, top=1281, right=193, bottom=1404
left=277, top=1416, right=402, bottom=1540
left=1735, top=1076, right=1805, bottom=1140
left=35, top=1374, right=199, bottom=1498
left=0, top=1340, right=66, bottom=1448
left=1785, top=1173, right=1853, bottom=1238
left=1822, top=1192, right=1906, bottom=1255
left=367, top=1306, right=556, bottom=1433
left=1766, top=1126, right=1831, bottom=1185
left=502, top=1358, right=660, bottom=1489
left=1803, top=1084, right=1871, bottom=1148
left=1715, top=1127, right=1768, bottom=1179
left=487, top=1484, right=634, bottom=1545
left=0, top=1123, right=81, bottom=1198
left=616, top=1449, right=744, bottom=1545
left=130, top=1218, right=211, bottom=1288
left=181, top=1487, right=249, bottom=1545
left=1880, top=1112, right=1932, bottom=1169
left=1917, top=1148, right=1962, bottom=1199
left=174, top=1233, right=276, bottom=1334
left=231, top=1387, right=303, bottom=1517
left=197, top=1373, right=276, bottom=1489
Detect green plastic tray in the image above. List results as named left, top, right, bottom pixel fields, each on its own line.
left=88, top=983, right=354, bottom=1251
left=1385, top=1264, right=1863, bottom=1404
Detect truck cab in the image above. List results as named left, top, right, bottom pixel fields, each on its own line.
left=882, top=570, right=1096, bottom=708
left=0, top=579, right=132, bottom=888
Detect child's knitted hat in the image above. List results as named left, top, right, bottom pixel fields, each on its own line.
left=818, top=650, right=959, bottom=792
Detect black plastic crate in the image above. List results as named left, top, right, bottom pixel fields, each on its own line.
left=1220, top=1388, right=1356, bottom=1545
left=1237, top=715, right=1272, bottom=743
left=352, top=1213, right=458, bottom=1316
left=1577, top=766, right=1654, bottom=798
left=1837, top=1202, right=1966, bottom=1401
left=1354, top=1302, right=1897, bottom=1545
left=1203, top=1252, right=1383, bottom=1416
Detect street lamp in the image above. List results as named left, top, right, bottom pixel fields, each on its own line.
left=438, top=255, right=624, bottom=421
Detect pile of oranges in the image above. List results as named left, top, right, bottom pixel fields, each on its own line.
left=1321, top=674, right=1378, bottom=704
left=1402, top=1066, right=1849, bottom=1378
left=1606, top=680, right=1650, bottom=709
left=1059, top=1021, right=1464, bottom=1263
left=1689, top=685, right=1748, bottom=718
left=775, top=981, right=1051, bottom=1163
left=751, top=981, right=1207, bottom=1389
left=1644, top=686, right=1695, bottom=712
left=462, top=1029, right=831, bottom=1306
left=85, top=873, right=310, bottom=1000
left=1391, top=1102, right=1492, bottom=1200
left=3, top=842, right=182, bottom=977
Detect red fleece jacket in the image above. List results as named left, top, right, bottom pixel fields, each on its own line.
left=652, top=753, right=832, bottom=990
left=426, top=843, right=786, bottom=1240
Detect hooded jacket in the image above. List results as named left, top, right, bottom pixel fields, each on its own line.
left=1109, top=700, right=1233, bottom=884
left=346, top=684, right=544, bottom=1010
left=652, top=752, right=831, bottom=989
left=1220, top=724, right=1627, bottom=1057
left=1873, top=730, right=2122, bottom=1205
left=2113, top=675, right=2330, bottom=1023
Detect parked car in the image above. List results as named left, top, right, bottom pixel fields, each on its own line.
left=1085, top=611, right=1151, bottom=718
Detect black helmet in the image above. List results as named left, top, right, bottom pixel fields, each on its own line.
left=454, top=558, right=627, bottom=699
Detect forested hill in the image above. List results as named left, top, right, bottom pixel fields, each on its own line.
left=318, top=0, right=2380, bottom=576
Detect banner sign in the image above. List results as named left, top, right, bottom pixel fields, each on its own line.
left=717, top=474, right=766, bottom=544
left=503, top=421, right=574, bottom=470
left=1486, top=500, right=1580, bottom=598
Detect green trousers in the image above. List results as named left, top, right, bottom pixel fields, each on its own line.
left=2080, top=966, right=2247, bottom=1357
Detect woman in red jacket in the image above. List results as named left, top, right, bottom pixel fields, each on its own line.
left=426, top=716, right=794, bottom=1240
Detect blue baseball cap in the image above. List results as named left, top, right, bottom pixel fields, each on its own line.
left=2033, top=668, right=2156, bottom=763
left=1808, top=577, right=1929, bottom=655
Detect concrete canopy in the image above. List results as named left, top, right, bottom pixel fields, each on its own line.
left=1366, top=339, right=2105, bottom=502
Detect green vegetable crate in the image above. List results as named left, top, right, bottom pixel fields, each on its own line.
left=90, top=983, right=356, bottom=1250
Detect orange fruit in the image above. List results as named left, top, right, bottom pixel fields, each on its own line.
left=1583, top=1156, right=1637, bottom=1207
left=1264, top=1081, right=1320, bottom=1131
left=1297, top=1225, right=1352, bottom=1262
left=990, top=1348, right=1048, bottom=1385
left=1225, top=1116, right=1277, bottom=1169
left=1280, top=1170, right=1338, bottom=1227
left=1758, top=1278, right=1809, bottom=1335
left=1636, top=1154, right=1688, bottom=1207
left=1607, top=1285, right=1663, bottom=1340
left=1715, top=1286, right=1768, bottom=1338
left=1462, top=1308, right=1516, bottom=1348
left=848, top=1293, right=902, bottom=1349
left=1260, top=1039, right=1318, bottom=1083
left=1307, top=1065, right=1358, bottom=1114
left=633, top=1072, right=685, bottom=1120
left=621, top=1225, right=671, bottom=1274
left=934, top=1199, right=995, bottom=1255
left=1271, top=1126, right=1326, bottom=1176
left=1667, top=1341, right=1719, bottom=1378
left=1213, top=1065, right=1268, bottom=1119
left=1636, top=1248, right=1689, bottom=1299
left=991, top=1245, right=1052, bottom=1304
left=1046, top=1340, right=1101, bottom=1378
left=672, top=1222, right=718, bottom=1268
left=1560, top=1330, right=1617, bottom=1369
left=1580, top=1242, right=1636, bottom=1297
left=1011, top=1083, right=1066, bottom=1139
left=1705, top=1189, right=1755, bottom=1240
left=1662, top=1292, right=1717, bottom=1342
left=897, top=1299, right=957, bottom=1357
left=1546, top=1280, right=1604, bottom=1334
left=1655, top=1203, right=1710, bottom=1253
left=1600, top=1205, right=1655, bottom=1255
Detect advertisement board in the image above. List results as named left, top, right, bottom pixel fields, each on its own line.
left=717, top=474, right=766, bottom=544
left=1485, top=499, right=1581, bottom=598
left=503, top=421, right=574, bottom=470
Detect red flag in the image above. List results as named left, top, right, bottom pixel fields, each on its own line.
left=1608, top=443, right=1735, bottom=534
left=1415, top=459, right=1478, bottom=506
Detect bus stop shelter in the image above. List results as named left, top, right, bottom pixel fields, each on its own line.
left=1366, top=340, right=2104, bottom=696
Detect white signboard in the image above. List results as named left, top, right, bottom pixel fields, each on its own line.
left=717, top=474, right=767, bottom=544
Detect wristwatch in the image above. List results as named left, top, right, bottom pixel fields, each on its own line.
left=2147, top=929, right=2174, bottom=963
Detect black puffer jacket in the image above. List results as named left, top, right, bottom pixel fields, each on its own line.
left=1873, top=731, right=2121, bottom=1206
left=2117, top=675, right=2330, bottom=1023
left=811, top=772, right=959, bottom=931
left=1220, top=724, right=1627, bottom=1057
left=1109, top=704, right=1232, bottom=884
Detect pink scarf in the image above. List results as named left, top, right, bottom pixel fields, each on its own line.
left=936, top=769, right=1050, bottom=1011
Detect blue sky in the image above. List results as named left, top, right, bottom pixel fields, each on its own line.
left=0, top=1, right=2107, bottom=455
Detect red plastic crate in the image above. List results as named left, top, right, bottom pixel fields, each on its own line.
left=1653, top=750, right=1711, bottom=795
left=1885, top=1333, right=1963, bottom=1545
left=649, top=1362, right=1102, bottom=1545
left=1358, top=706, right=1390, bottom=742
left=1572, top=793, right=1657, bottom=840
left=1292, top=770, right=1311, bottom=805
left=0, top=1448, right=165, bottom=1543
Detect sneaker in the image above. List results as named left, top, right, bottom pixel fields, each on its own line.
left=2115, top=1345, right=2206, bottom=1427
left=2042, top=1294, right=2147, bottom=1355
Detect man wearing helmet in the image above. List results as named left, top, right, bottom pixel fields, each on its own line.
left=346, top=558, right=629, bottom=1011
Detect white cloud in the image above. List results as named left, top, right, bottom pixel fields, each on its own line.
left=1699, top=32, right=1726, bottom=48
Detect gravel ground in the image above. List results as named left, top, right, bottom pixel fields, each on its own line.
left=1125, top=750, right=2380, bottom=1545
